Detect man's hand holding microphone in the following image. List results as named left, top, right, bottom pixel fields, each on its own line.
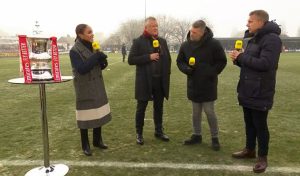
left=229, top=40, right=243, bottom=64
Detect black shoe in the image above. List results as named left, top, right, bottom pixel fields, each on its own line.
left=211, top=137, right=220, bottom=151
left=83, top=147, right=92, bottom=156
left=136, top=134, right=144, bottom=145
left=184, top=134, right=202, bottom=145
left=154, top=132, right=170, bottom=142
left=93, top=142, right=108, bottom=149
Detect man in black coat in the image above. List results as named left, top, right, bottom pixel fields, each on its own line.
left=128, top=17, right=171, bottom=145
left=177, top=20, right=227, bottom=151
left=230, top=10, right=282, bottom=173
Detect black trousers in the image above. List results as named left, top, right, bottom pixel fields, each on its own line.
left=135, top=77, right=164, bottom=134
left=243, top=107, right=269, bottom=156
left=80, top=127, right=103, bottom=146
left=122, top=54, right=126, bottom=62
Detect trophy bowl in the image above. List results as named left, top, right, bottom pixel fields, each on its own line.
left=28, top=38, right=53, bottom=81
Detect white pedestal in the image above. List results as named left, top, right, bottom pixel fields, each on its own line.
left=25, top=164, right=69, bottom=176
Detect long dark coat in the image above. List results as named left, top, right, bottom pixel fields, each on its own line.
left=69, top=39, right=111, bottom=129
left=128, top=35, right=171, bottom=101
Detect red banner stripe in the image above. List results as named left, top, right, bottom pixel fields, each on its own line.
left=50, top=37, right=61, bottom=82
left=18, top=35, right=32, bottom=83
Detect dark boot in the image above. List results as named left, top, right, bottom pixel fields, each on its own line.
left=136, top=128, right=144, bottom=145
left=80, top=129, right=92, bottom=156
left=184, top=134, right=202, bottom=145
left=154, top=128, right=169, bottom=142
left=253, top=156, right=268, bottom=173
left=136, top=133, right=144, bottom=145
left=232, top=148, right=256, bottom=159
left=93, top=127, right=108, bottom=149
left=211, top=137, right=220, bottom=151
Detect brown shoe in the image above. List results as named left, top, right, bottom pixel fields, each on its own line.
left=253, top=156, right=268, bottom=173
left=232, top=148, right=256, bottom=159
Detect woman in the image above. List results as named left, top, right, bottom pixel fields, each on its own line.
left=69, top=24, right=111, bottom=156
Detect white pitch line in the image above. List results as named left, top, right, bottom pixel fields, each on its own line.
left=1, top=160, right=300, bottom=174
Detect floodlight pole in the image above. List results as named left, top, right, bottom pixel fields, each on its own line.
left=144, top=0, right=147, bottom=20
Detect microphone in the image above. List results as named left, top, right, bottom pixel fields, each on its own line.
left=92, top=41, right=101, bottom=52
left=189, top=57, right=195, bottom=66
left=233, top=40, right=243, bottom=65
left=152, top=39, right=160, bottom=53
left=234, top=40, right=243, bottom=51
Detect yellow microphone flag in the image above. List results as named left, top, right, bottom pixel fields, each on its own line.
left=153, top=40, right=159, bottom=48
left=189, top=57, right=195, bottom=66
left=92, top=41, right=101, bottom=51
left=235, top=40, right=243, bottom=50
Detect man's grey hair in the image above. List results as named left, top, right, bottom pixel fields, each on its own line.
left=249, top=10, right=269, bottom=23
left=192, top=20, right=206, bottom=30
left=145, top=16, right=157, bottom=24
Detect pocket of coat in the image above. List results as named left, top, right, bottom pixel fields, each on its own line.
left=242, top=78, right=261, bottom=98
left=76, top=82, right=96, bottom=101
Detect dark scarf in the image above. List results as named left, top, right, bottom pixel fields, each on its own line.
left=78, top=38, right=93, bottom=52
left=73, top=39, right=94, bottom=61
left=142, top=29, right=164, bottom=55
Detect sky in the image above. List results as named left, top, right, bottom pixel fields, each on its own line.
left=0, top=0, right=299, bottom=38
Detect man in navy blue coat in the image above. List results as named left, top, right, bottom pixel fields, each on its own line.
left=230, top=10, right=282, bottom=173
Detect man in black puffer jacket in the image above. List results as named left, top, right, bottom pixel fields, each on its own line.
left=177, top=20, right=227, bottom=151
left=230, top=10, right=282, bottom=173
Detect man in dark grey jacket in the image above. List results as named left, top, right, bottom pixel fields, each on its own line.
left=177, top=20, right=227, bottom=151
left=230, top=10, right=282, bottom=173
left=128, top=17, right=171, bottom=145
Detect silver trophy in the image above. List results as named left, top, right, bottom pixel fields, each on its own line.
left=28, top=37, right=53, bottom=80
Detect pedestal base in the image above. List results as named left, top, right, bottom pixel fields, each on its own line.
left=25, top=164, right=69, bottom=176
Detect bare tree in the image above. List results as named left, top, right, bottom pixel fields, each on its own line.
left=170, top=17, right=212, bottom=45
left=102, top=33, right=122, bottom=51
left=103, top=19, right=143, bottom=48
left=104, top=16, right=213, bottom=48
left=171, top=19, right=191, bottom=44
left=157, top=15, right=176, bottom=42
left=118, top=19, right=144, bottom=45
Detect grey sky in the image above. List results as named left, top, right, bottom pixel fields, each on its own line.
left=1, top=0, right=299, bottom=38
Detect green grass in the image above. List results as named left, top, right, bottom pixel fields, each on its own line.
left=0, top=52, right=300, bottom=175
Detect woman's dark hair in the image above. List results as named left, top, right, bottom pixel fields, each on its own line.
left=75, top=24, right=88, bottom=41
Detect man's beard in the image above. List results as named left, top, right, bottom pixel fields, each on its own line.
left=190, top=36, right=201, bottom=41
